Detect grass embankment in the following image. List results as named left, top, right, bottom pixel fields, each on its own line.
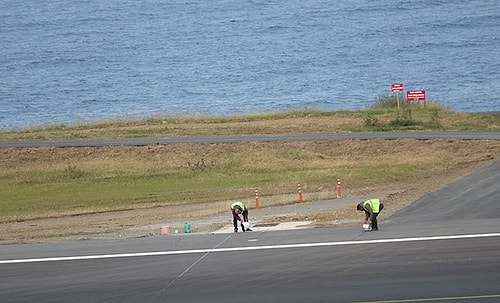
left=1, top=101, right=499, bottom=141
left=1, top=102, right=499, bottom=223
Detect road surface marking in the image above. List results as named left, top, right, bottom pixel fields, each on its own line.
left=2, top=233, right=500, bottom=265
left=357, top=293, right=500, bottom=302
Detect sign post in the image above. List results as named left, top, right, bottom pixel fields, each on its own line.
left=391, top=83, right=404, bottom=108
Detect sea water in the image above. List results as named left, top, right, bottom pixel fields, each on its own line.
left=0, top=0, right=499, bottom=130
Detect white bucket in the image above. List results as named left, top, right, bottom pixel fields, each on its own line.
left=362, top=223, right=372, bottom=232
left=242, top=222, right=250, bottom=231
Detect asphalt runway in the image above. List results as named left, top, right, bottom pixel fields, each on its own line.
left=1, top=160, right=499, bottom=303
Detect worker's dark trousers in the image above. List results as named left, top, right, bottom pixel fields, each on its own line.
left=370, top=203, right=384, bottom=230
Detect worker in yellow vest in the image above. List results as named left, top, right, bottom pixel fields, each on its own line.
left=357, top=199, right=384, bottom=231
left=230, top=201, right=251, bottom=232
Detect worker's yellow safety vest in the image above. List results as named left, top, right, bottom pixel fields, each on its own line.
left=231, top=201, right=245, bottom=210
left=363, top=199, right=381, bottom=213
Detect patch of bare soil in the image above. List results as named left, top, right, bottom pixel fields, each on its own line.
left=1, top=139, right=499, bottom=244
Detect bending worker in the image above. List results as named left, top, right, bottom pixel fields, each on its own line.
left=357, top=198, right=384, bottom=231
left=230, top=201, right=251, bottom=232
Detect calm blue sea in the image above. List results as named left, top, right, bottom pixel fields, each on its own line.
left=1, top=0, right=499, bottom=130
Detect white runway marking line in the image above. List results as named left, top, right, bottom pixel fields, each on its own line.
left=2, top=233, right=500, bottom=265
left=356, top=293, right=500, bottom=302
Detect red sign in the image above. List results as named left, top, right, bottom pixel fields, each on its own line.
left=406, top=90, right=426, bottom=101
left=391, top=83, right=404, bottom=92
